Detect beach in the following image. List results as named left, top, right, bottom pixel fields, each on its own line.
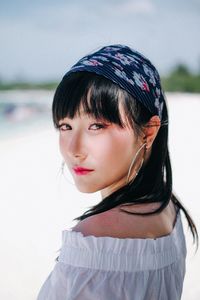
left=0, top=92, right=199, bottom=299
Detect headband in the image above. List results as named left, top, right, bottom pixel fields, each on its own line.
left=64, top=44, right=165, bottom=120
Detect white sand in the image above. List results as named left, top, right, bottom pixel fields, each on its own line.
left=0, top=92, right=199, bottom=299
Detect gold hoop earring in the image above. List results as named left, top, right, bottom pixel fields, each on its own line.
left=126, top=142, right=147, bottom=185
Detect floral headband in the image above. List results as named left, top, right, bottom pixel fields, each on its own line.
left=64, top=44, right=165, bottom=120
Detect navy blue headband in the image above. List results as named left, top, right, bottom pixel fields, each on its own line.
left=64, top=44, right=165, bottom=120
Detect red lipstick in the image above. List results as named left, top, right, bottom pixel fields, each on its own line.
left=73, top=166, right=94, bottom=175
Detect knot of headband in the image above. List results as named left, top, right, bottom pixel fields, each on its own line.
left=64, top=44, right=165, bottom=120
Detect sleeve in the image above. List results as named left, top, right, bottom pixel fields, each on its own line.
left=37, top=261, right=135, bottom=300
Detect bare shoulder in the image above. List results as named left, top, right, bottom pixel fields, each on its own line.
left=71, top=200, right=177, bottom=239
left=71, top=208, right=120, bottom=238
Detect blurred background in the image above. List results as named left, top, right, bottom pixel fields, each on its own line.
left=0, top=0, right=200, bottom=299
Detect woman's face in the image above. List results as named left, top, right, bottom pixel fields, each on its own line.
left=58, top=104, right=144, bottom=198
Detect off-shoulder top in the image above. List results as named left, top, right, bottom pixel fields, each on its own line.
left=37, top=209, right=186, bottom=300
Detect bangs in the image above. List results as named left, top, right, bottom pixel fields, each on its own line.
left=52, top=72, right=128, bottom=129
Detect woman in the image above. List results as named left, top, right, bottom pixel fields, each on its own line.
left=37, top=44, right=198, bottom=300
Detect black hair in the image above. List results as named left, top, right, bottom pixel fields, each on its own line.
left=52, top=71, right=198, bottom=250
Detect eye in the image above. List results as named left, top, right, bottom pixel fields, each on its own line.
left=56, top=122, right=109, bottom=132
left=57, top=123, right=71, bottom=131
left=89, top=123, right=108, bottom=130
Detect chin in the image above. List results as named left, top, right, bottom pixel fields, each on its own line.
left=75, top=184, right=99, bottom=194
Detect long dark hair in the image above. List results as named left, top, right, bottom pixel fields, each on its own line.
left=52, top=71, right=198, bottom=249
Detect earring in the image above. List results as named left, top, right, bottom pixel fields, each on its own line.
left=126, top=142, right=147, bottom=185
left=61, top=160, right=65, bottom=173
left=60, top=160, right=75, bottom=186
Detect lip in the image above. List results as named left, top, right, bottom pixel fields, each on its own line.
left=73, top=166, right=94, bottom=175
left=73, top=166, right=94, bottom=171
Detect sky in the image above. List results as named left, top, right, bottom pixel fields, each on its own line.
left=0, top=0, right=200, bottom=82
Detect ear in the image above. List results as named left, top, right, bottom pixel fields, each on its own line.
left=142, top=115, right=161, bottom=149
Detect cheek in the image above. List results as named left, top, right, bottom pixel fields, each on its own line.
left=93, top=132, right=135, bottom=171
left=59, top=135, right=71, bottom=162
left=58, top=129, right=136, bottom=172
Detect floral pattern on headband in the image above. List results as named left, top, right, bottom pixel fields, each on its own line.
left=103, top=46, right=123, bottom=52
left=143, top=64, right=157, bottom=86
left=113, top=68, right=134, bottom=85
left=92, top=55, right=109, bottom=62
left=81, top=59, right=103, bottom=67
left=101, top=52, right=140, bottom=67
left=66, top=44, right=165, bottom=120
left=133, top=71, right=150, bottom=92
left=155, top=98, right=163, bottom=119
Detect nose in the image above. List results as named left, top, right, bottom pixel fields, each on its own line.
left=65, top=131, right=87, bottom=160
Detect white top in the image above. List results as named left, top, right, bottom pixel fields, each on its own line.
left=37, top=210, right=186, bottom=300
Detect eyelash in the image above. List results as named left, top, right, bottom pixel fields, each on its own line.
left=57, top=123, right=108, bottom=131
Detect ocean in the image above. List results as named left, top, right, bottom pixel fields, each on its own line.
left=0, top=90, right=53, bottom=140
